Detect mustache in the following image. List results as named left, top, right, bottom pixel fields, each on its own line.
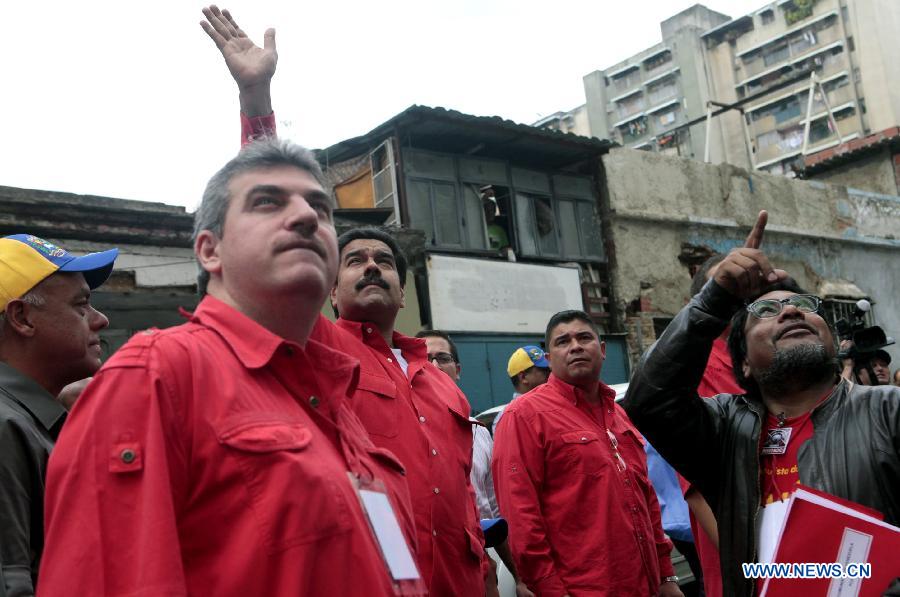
left=775, top=322, right=818, bottom=341
left=355, top=273, right=389, bottom=291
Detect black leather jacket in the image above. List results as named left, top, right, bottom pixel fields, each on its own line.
left=621, top=281, right=900, bottom=597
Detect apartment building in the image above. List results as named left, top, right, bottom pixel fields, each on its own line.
left=703, top=0, right=900, bottom=175
left=543, top=5, right=730, bottom=156
left=538, top=0, right=900, bottom=177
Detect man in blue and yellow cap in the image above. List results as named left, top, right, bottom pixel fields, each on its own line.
left=491, top=345, right=550, bottom=435
left=0, top=233, right=117, bottom=596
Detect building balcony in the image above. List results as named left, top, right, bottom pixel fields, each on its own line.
left=740, top=24, right=843, bottom=80
left=748, top=83, right=855, bottom=139
left=650, top=107, right=686, bottom=137
left=614, top=98, right=647, bottom=121
left=647, top=85, right=679, bottom=107
left=643, top=59, right=676, bottom=82
left=753, top=114, right=861, bottom=168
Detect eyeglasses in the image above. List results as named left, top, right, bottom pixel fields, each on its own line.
left=428, top=352, right=456, bottom=365
left=746, top=294, right=822, bottom=319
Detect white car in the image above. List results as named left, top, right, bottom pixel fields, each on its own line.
left=476, top=382, right=697, bottom=595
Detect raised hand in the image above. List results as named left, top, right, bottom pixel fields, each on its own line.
left=201, top=5, right=276, bottom=116
left=712, top=210, right=788, bottom=300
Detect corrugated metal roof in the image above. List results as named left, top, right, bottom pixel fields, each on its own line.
left=315, top=105, right=615, bottom=171
left=802, top=126, right=900, bottom=174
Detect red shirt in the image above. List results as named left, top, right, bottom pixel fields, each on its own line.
left=313, top=316, right=485, bottom=597
left=760, top=411, right=815, bottom=506
left=39, top=297, right=421, bottom=597
left=240, top=111, right=277, bottom=145
left=684, top=333, right=745, bottom=597
left=492, top=374, right=674, bottom=597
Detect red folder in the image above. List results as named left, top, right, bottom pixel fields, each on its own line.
left=759, top=486, right=900, bottom=597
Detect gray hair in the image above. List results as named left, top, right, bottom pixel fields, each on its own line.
left=0, top=288, right=46, bottom=342
left=192, top=138, right=330, bottom=295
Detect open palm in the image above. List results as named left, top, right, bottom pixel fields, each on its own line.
left=201, top=5, right=276, bottom=90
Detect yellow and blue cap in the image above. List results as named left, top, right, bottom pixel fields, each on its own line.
left=0, top=234, right=118, bottom=309
left=507, top=345, right=549, bottom=377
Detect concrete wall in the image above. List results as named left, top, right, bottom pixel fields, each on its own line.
left=808, top=147, right=899, bottom=196
left=602, top=147, right=900, bottom=365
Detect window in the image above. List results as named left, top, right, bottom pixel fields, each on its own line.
left=763, top=43, right=790, bottom=66
left=404, top=151, right=602, bottom=261
left=643, top=51, right=672, bottom=73
left=407, top=179, right=459, bottom=246
left=658, top=111, right=676, bottom=127
left=515, top=192, right=558, bottom=257
left=370, top=141, right=399, bottom=225
left=761, top=9, right=775, bottom=25
left=615, top=93, right=645, bottom=119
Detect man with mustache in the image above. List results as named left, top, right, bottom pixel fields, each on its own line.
left=492, top=309, right=682, bottom=597
left=313, top=228, right=487, bottom=596
left=0, top=235, right=116, bottom=596
left=38, top=140, right=423, bottom=596
left=623, top=211, right=900, bottom=596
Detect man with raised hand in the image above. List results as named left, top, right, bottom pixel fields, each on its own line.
left=200, top=5, right=277, bottom=145
left=0, top=235, right=115, bottom=597
left=493, top=309, right=681, bottom=597
left=623, top=211, right=900, bottom=596
left=38, top=140, right=423, bottom=597
left=201, top=11, right=486, bottom=595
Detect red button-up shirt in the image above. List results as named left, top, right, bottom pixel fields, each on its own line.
left=492, top=374, right=674, bottom=597
left=39, top=297, right=421, bottom=597
left=313, top=316, right=486, bottom=597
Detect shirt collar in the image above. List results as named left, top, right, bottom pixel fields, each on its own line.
left=0, top=361, right=66, bottom=432
left=302, top=337, right=361, bottom=402
left=334, top=318, right=427, bottom=363
left=546, top=372, right=617, bottom=406
left=189, top=295, right=292, bottom=369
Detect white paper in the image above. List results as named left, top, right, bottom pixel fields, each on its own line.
left=359, top=489, right=421, bottom=581
left=757, top=499, right=790, bottom=564
left=827, top=528, right=873, bottom=597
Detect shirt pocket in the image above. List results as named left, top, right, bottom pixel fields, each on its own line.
left=560, top=430, right=609, bottom=477
left=217, top=419, right=354, bottom=553
left=446, top=404, right=475, bottom=473
left=353, top=373, right=400, bottom=438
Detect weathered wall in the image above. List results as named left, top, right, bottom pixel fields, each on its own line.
left=602, top=147, right=900, bottom=365
left=808, top=148, right=899, bottom=196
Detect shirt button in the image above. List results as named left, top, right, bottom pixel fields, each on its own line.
left=387, top=357, right=393, bottom=363
left=608, top=409, right=613, bottom=414
left=285, top=346, right=294, bottom=356
left=366, top=327, right=373, bottom=333
left=419, top=416, right=426, bottom=423
left=432, top=529, right=438, bottom=537
left=433, top=487, right=440, bottom=494
left=120, top=449, right=136, bottom=464
left=581, top=436, right=588, bottom=442
left=309, top=396, right=320, bottom=408
left=431, top=448, right=438, bottom=456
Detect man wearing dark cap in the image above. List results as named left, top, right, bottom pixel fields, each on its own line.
left=0, top=234, right=116, bottom=596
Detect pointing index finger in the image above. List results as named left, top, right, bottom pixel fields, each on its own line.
left=744, top=210, right=768, bottom=250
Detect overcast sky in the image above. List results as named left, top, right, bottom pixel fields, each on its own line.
left=3, top=0, right=764, bottom=210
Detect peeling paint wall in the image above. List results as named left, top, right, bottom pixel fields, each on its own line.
left=602, top=147, right=900, bottom=365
